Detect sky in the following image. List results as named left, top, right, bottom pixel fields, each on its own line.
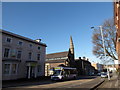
left=2, top=2, right=113, bottom=63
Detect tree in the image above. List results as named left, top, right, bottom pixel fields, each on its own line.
left=92, top=18, right=117, bottom=61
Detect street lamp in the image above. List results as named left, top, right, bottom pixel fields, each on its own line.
left=91, top=26, right=110, bottom=81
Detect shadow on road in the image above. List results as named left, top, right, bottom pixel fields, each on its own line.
left=2, top=76, right=57, bottom=88
left=2, top=76, right=98, bottom=88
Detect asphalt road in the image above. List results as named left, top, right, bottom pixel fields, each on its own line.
left=3, top=76, right=104, bottom=90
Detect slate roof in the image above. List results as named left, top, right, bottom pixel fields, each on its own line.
left=46, top=51, right=68, bottom=59
left=1, top=29, right=47, bottom=47
left=45, top=59, right=66, bottom=63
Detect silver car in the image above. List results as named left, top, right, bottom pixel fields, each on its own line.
left=101, top=73, right=108, bottom=78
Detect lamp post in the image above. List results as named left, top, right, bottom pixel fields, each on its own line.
left=91, top=26, right=110, bottom=80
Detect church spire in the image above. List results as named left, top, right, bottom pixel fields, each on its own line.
left=70, top=36, right=74, bottom=54
left=65, top=36, right=75, bottom=67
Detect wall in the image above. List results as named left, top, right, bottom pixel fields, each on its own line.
left=2, top=32, right=46, bottom=80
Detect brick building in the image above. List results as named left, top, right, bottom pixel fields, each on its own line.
left=75, top=57, right=96, bottom=76
left=45, top=36, right=75, bottom=76
left=114, top=0, right=120, bottom=69
left=45, top=51, right=69, bottom=76
left=46, top=51, right=68, bottom=68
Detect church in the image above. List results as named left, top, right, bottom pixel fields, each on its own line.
left=45, top=36, right=76, bottom=76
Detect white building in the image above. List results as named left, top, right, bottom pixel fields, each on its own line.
left=1, top=30, right=47, bottom=80
left=91, top=63, right=103, bottom=72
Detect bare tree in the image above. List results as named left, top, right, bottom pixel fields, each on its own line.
left=92, top=18, right=117, bottom=61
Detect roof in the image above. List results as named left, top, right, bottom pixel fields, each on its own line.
left=45, top=59, right=66, bottom=63
left=46, top=51, right=68, bottom=59
left=1, top=29, right=47, bottom=47
left=75, top=59, right=91, bottom=64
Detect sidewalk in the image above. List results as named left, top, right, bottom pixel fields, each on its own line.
left=97, top=72, right=119, bottom=88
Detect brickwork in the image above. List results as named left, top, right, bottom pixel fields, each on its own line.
left=114, top=1, right=120, bottom=69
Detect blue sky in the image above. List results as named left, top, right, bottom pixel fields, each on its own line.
left=2, top=2, right=113, bottom=63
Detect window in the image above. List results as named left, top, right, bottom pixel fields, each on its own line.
left=28, top=52, right=32, bottom=60
left=18, top=41, right=23, bottom=46
left=38, top=47, right=40, bottom=50
left=29, top=44, right=32, bottom=48
left=37, top=54, right=40, bottom=60
left=11, top=64, right=17, bottom=74
left=37, top=65, right=41, bottom=72
left=11, top=49, right=16, bottom=57
left=4, top=48, right=10, bottom=57
left=6, top=37, right=12, bottom=43
left=4, top=64, right=10, bottom=74
left=17, top=51, right=22, bottom=59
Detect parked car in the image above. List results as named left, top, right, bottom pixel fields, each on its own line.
left=101, top=72, right=108, bottom=78
left=97, top=73, right=101, bottom=76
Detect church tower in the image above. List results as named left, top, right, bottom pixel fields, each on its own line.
left=66, top=36, right=75, bottom=67
left=70, top=36, right=74, bottom=55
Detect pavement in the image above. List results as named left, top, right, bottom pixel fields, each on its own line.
left=96, top=72, right=120, bottom=89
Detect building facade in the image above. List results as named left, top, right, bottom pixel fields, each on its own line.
left=46, top=51, right=68, bottom=67
left=91, top=63, right=103, bottom=72
left=2, top=30, right=47, bottom=80
left=114, top=0, right=120, bottom=69
left=45, top=36, right=75, bottom=76
left=75, top=57, right=96, bottom=76
left=45, top=51, right=68, bottom=76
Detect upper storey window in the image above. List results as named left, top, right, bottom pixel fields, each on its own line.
left=29, top=44, right=32, bottom=48
left=18, top=41, right=23, bottom=46
left=28, top=52, right=32, bottom=60
left=4, top=48, right=10, bottom=58
left=38, top=46, right=40, bottom=50
left=6, top=37, right=12, bottom=43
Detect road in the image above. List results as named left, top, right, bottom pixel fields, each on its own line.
left=3, top=76, right=104, bottom=89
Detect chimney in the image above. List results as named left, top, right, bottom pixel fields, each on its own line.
left=35, top=39, right=41, bottom=43
left=79, top=57, right=81, bottom=60
left=83, top=56, right=86, bottom=60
